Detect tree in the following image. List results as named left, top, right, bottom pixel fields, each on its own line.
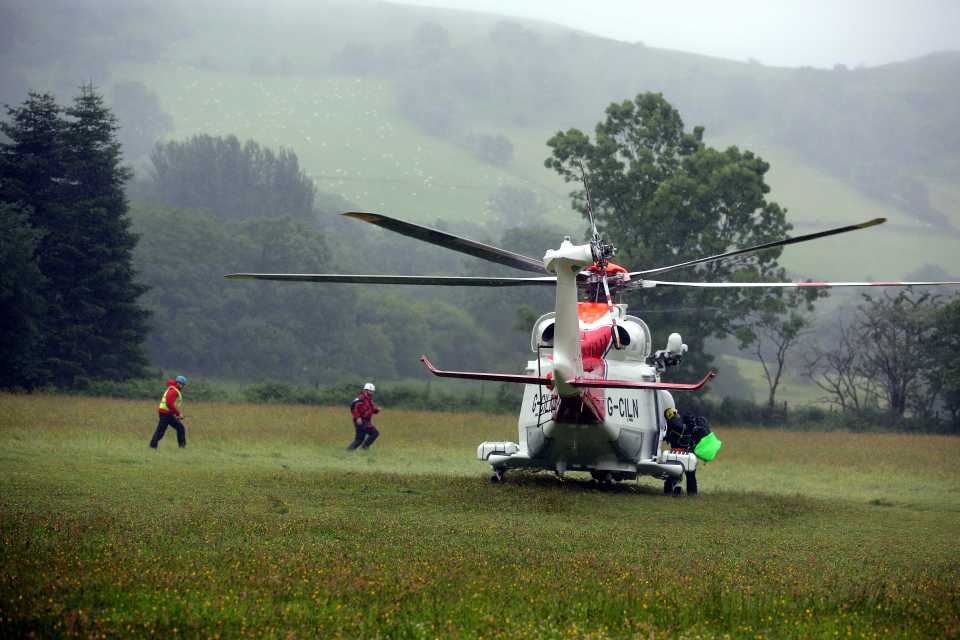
left=109, top=80, right=173, bottom=162
left=0, top=86, right=149, bottom=386
left=132, top=204, right=334, bottom=381
left=932, top=296, right=960, bottom=430
left=735, top=287, right=823, bottom=416
left=53, top=84, right=149, bottom=383
left=856, top=290, right=941, bottom=420
left=0, top=92, right=67, bottom=387
left=0, top=202, right=46, bottom=388
left=806, top=292, right=944, bottom=425
left=463, top=132, right=513, bottom=167
left=0, top=92, right=66, bottom=228
left=545, top=92, right=792, bottom=382
left=805, top=313, right=879, bottom=416
left=413, top=21, right=451, bottom=55
left=148, top=134, right=316, bottom=220
left=486, top=185, right=546, bottom=227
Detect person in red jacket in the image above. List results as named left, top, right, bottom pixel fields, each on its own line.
left=150, top=375, right=188, bottom=449
left=347, top=382, right=380, bottom=450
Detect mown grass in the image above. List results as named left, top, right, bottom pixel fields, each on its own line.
left=1, top=393, right=958, bottom=638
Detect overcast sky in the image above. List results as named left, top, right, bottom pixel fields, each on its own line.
left=399, top=0, right=960, bottom=68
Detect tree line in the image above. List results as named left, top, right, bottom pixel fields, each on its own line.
left=544, top=92, right=960, bottom=432
left=0, top=89, right=540, bottom=388
left=3, top=86, right=958, bottom=432
left=805, top=291, right=960, bottom=429
left=140, top=134, right=316, bottom=220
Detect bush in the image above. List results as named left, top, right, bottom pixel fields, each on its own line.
left=34, top=377, right=956, bottom=431
left=67, top=377, right=240, bottom=403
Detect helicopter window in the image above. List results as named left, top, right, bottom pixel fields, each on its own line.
left=614, top=325, right=632, bottom=347
left=541, top=323, right=555, bottom=343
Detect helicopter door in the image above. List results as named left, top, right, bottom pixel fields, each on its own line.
left=519, top=383, right=555, bottom=457
left=605, top=388, right=659, bottom=461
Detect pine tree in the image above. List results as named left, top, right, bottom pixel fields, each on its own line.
left=0, top=202, right=47, bottom=388
left=0, top=86, right=149, bottom=387
left=59, top=84, right=149, bottom=382
left=0, top=92, right=68, bottom=385
left=0, top=92, right=67, bottom=229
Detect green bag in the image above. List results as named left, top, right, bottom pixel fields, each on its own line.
left=693, top=432, right=722, bottom=461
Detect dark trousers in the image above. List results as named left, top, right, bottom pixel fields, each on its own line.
left=347, top=421, right=379, bottom=450
left=150, top=412, right=186, bottom=448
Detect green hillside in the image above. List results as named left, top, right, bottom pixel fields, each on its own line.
left=6, top=0, right=957, bottom=276
left=117, top=64, right=576, bottom=231
left=711, top=131, right=960, bottom=281
left=108, top=1, right=960, bottom=279
left=4, top=0, right=959, bottom=398
left=116, top=60, right=959, bottom=281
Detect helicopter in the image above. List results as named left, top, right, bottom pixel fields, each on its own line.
left=226, top=205, right=960, bottom=496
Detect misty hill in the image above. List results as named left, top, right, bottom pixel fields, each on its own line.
left=4, top=0, right=959, bottom=283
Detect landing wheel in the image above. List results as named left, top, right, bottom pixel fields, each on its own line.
left=663, top=477, right=677, bottom=495
left=591, top=471, right=613, bottom=485
left=490, top=469, right=505, bottom=483
left=672, top=484, right=683, bottom=497
left=685, top=470, right=698, bottom=496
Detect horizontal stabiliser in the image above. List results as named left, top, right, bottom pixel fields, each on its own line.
left=419, top=356, right=715, bottom=391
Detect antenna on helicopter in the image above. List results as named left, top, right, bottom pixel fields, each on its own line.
left=578, top=161, right=600, bottom=242
left=577, top=161, right=622, bottom=348
left=576, top=161, right=614, bottom=266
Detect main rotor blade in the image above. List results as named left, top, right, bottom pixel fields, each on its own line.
left=225, top=273, right=557, bottom=287
left=343, top=211, right=547, bottom=274
left=634, top=278, right=960, bottom=289
left=632, top=218, right=887, bottom=278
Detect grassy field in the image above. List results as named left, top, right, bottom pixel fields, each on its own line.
left=2, top=393, right=958, bottom=638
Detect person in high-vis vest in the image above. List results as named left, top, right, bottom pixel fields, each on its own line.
left=150, top=375, right=188, bottom=449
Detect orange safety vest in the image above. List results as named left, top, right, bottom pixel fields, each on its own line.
left=158, top=386, right=183, bottom=413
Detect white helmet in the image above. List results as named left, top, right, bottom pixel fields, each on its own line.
left=363, top=382, right=375, bottom=392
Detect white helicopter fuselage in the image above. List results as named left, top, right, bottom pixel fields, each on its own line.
left=479, top=308, right=695, bottom=482
left=478, top=239, right=698, bottom=483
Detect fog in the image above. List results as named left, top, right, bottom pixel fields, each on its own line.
left=400, top=0, right=960, bottom=68
left=3, top=0, right=959, bottom=403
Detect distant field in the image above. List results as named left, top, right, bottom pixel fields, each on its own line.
left=715, top=354, right=825, bottom=407
left=711, top=131, right=960, bottom=281
left=118, top=64, right=576, bottom=232
left=2, top=394, right=958, bottom=638
left=114, top=61, right=960, bottom=281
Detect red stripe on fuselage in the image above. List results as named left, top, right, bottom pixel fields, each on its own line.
left=576, top=312, right=614, bottom=421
